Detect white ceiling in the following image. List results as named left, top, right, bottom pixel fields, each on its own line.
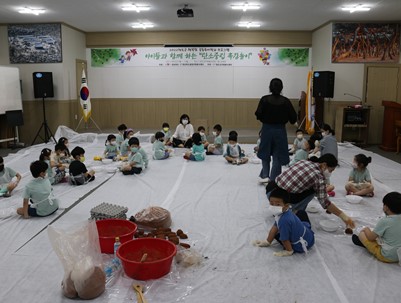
left=0, top=1, right=400, bottom=32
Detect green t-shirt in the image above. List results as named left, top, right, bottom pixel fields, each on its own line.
left=128, top=152, right=144, bottom=168
left=23, top=177, right=59, bottom=216
left=192, top=144, right=205, bottom=161
left=374, top=215, right=401, bottom=261
left=138, top=147, right=149, bottom=168
left=0, top=167, right=17, bottom=189
left=153, top=140, right=167, bottom=160
left=120, top=139, right=130, bottom=156
left=213, top=135, right=223, bottom=154
left=349, top=168, right=371, bottom=183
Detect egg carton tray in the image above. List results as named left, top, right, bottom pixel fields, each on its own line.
left=90, top=202, right=128, bottom=220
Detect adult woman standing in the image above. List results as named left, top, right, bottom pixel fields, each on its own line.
left=172, top=114, right=194, bottom=148
left=255, top=78, right=297, bottom=183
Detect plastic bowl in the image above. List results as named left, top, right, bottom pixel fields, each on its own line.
left=346, top=195, right=363, bottom=204
left=117, top=238, right=177, bottom=280
left=102, top=158, right=113, bottom=164
left=319, top=219, right=339, bottom=232
left=96, top=219, right=137, bottom=254
left=306, top=205, right=320, bottom=213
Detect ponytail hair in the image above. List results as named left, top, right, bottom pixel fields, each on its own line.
left=39, top=148, right=52, bottom=161
left=354, top=154, right=372, bottom=167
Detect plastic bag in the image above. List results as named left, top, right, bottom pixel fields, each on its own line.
left=175, top=247, right=203, bottom=268
left=47, top=220, right=106, bottom=299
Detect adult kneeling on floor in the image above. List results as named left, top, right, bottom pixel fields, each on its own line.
left=265, top=153, right=355, bottom=228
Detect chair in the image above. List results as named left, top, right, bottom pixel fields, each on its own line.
left=395, top=120, right=401, bottom=154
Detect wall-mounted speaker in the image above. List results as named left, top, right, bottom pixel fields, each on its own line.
left=33, top=72, right=54, bottom=98
left=313, top=71, right=335, bottom=98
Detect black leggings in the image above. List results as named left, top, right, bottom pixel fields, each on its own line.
left=122, top=167, right=142, bottom=175
left=173, top=137, right=193, bottom=148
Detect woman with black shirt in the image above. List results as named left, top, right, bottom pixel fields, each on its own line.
left=255, top=78, right=297, bottom=183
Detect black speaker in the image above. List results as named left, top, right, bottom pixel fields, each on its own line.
left=313, top=71, right=335, bottom=98
left=33, top=72, right=54, bottom=98
left=5, top=110, right=24, bottom=127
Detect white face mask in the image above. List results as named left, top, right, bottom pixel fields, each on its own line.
left=229, top=143, right=237, bottom=149
left=322, top=132, right=328, bottom=137
left=110, top=141, right=116, bottom=146
left=212, top=131, right=217, bottom=136
left=323, top=169, right=331, bottom=179
left=270, top=205, right=283, bottom=223
left=297, top=134, right=303, bottom=140
left=200, top=132, right=205, bottom=136
left=352, top=162, right=358, bottom=169
left=182, top=119, right=188, bottom=125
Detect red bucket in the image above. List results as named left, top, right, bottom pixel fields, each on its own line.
left=96, top=219, right=137, bottom=254
left=117, top=238, right=177, bottom=280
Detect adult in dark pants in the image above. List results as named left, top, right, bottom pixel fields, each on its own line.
left=172, top=114, right=194, bottom=148
left=255, top=78, right=297, bottom=184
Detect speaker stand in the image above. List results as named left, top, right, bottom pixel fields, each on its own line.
left=31, top=97, right=57, bottom=146
left=75, top=116, right=102, bottom=132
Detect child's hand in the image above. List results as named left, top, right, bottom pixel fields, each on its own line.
left=273, top=250, right=293, bottom=257
left=252, top=240, right=271, bottom=247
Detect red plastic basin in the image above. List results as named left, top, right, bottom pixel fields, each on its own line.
left=96, top=219, right=137, bottom=254
left=117, top=238, right=177, bottom=280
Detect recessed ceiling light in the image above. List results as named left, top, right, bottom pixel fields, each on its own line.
left=341, top=4, right=371, bottom=13
left=18, top=7, right=46, bottom=15
left=122, top=4, right=150, bottom=12
left=131, top=23, right=154, bottom=29
left=238, top=22, right=260, bottom=28
left=231, top=2, right=261, bottom=12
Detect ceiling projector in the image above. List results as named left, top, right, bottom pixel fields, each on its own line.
left=177, top=5, right=194, bottom=18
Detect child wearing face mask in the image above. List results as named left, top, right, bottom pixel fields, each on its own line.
left=51, top=143, right=70, bottom=168
left=172, top=114, right=194, bottom=148
left=345, top=153, right=374, bottom=197
left=39, top=148, right=66, bottom=185
left=17, top=161, right=59, bottom=219
left=103, top=134, right=119, bottom=160
left=153, top=132, right=171, bottom=160
left=122, top=137, right=144, bottom=175
left=161, top=122, right=172, bottom=146
left=289, top=139, right=315, bottom=166
left=57, top=137, right=72, bottom=164
left=352, top=192, right=401, bottom=263
left=252, top=187, right=314, bottom=256
left=68, top=146, right=95, bottom=185
left=207, top=124, right=224, bottom=155
left=0, top=156, right=22, bottom=197
left=320, top=124, right=338, bottom=160
left=289, top=129, right=307, bottom=155
left=120, top=128, right=134, bottom=157
left=197, top=126, right=209, bottom=149
left=224, top=130, right=248, bottom=165
left=116, top=124, right=127, bottom=149
left=184, top=133, right=205, bottom=161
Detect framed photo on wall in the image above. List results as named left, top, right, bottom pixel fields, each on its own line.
left=332, top=23, right=400, bottom=63
left=8, top=23, right=62, bottom=64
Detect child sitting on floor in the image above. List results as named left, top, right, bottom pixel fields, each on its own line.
left=184, top=133, right=205, bottom=161
left=161, top=122, right=172, bottom=146
left=57, top=137, right=72, bottom=164
left=289, top=139, right=315, bottom=166
left=153, top=131, right=171, bottom=160
left=69, top=146, right=95, bottom=185
left=224, top=130, right=248, bottom=165
left=39, top=148, right=66, bottom=185
left=120, top=128, right=134, bottom=157
left=352, top=192, right=401, bottom=263
left=17, top=161, right=59, bottom=219
left=116, top=123, right=127, bottom=149
left=252, top=187, right=315, bottom=256
left=289, top=129, right=307, bottom=155
left=207, top=124, right=224, bottom=155
left=0, top=156, right=22, bottom=197
left=345, top=153, right=374, bottom=197
left=103, top=134, right=119, bottom=160
left=122, top=137, right=144, bottom=175
left=198, top=126, right=209, bottom=149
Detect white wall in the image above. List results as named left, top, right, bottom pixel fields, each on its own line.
left=0, top=25, right=86, bottom=101
left=312, top=23, right=365, bottom=102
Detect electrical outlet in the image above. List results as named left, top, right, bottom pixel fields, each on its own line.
left=75, top=114, right=78, bottom=120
